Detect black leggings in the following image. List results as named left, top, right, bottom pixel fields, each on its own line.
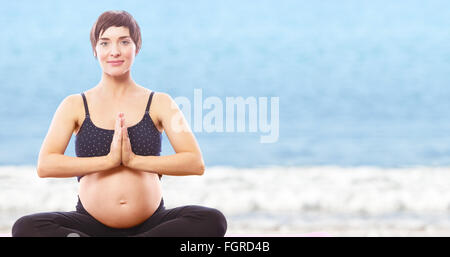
left=11, top=197, right=227, bottom=237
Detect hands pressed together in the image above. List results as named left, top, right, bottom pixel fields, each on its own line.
left=107, top=112, right=136, bottom=168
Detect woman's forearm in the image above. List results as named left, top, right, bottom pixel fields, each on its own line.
left=37, top=153, right=112, bottom=178
left=129, top=152, right=205, bottom=176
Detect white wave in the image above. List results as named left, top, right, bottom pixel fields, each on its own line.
left=1, top=165, right=450, bottom=236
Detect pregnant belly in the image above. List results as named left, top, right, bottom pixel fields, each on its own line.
left=78, top=166, right=162, bottom=228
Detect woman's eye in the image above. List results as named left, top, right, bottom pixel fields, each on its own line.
left=99, top=41, right=129, bottom=46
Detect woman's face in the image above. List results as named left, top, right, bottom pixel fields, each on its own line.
left=95, top=26, right=138, bottom=77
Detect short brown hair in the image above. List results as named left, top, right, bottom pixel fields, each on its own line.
left=90, top=10, right=142, bottom=58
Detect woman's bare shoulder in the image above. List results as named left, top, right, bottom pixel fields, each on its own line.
left=151, top=91, right=175, bottom=113
left=64, top=93, right=84, bottom=110
left=152, top=91, right=172, bottom=104
left=61, top=93, right=85, bottom=129
left=59, top=93, right=81, bottom=110
left=146, top=90, right=172, bottom=127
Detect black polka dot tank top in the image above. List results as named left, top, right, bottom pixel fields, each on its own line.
left=75, top=91, right=162, bottom=182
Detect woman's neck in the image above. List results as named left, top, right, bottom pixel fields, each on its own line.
left=96, top=71, right=138, bottom=98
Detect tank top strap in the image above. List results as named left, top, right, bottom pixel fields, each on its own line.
left=80, top=92, right=90, bottom=117
left=145, top=91, right=155, bottom=113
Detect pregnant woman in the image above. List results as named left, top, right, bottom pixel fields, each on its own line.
left=11, top=10, right=227, bottom=237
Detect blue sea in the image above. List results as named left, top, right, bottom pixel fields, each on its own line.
left=1, top=0, right=450, bottom=168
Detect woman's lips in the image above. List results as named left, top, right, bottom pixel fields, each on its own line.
left=107, top=60, right=124, bottom=66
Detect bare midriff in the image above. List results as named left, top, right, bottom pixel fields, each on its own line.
left=78, top=166, right=162, bottom=228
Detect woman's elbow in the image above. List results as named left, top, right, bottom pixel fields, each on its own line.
left=37, top=166, right=48, bottom=178
left=198, top=160, right=205, bottom=175
left=36, top=157, right=51, bottom=178
left=195, top=156, right=205, bottom=176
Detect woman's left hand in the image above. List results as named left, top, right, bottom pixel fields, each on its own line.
left=121, top=120, right=136, bottom=167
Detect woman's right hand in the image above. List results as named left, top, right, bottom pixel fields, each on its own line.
left=107, top=113, right=123, bottom=168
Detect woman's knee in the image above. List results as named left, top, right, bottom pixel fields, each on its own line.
left=203, top=208, right=228, bottom=236
left=12, top=214, right=39, bottom=237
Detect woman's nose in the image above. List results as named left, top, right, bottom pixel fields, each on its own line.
left=110, top=45, right=121, bottom=56
left=110, top=51, right=120, bottom=57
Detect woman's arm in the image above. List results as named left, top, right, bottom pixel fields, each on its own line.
left=38, top=154, right=113, bottom=178
left=37, top=95, right=115, bottom=178
left=128, top=93, right=205, bottom=176
left=129, top=153, right=204, bottom=176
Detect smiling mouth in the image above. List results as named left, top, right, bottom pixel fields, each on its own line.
left=108, top=61, right=124, bottom=66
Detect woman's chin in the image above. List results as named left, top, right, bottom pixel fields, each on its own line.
left=104, top=69, right=129, bottom=77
